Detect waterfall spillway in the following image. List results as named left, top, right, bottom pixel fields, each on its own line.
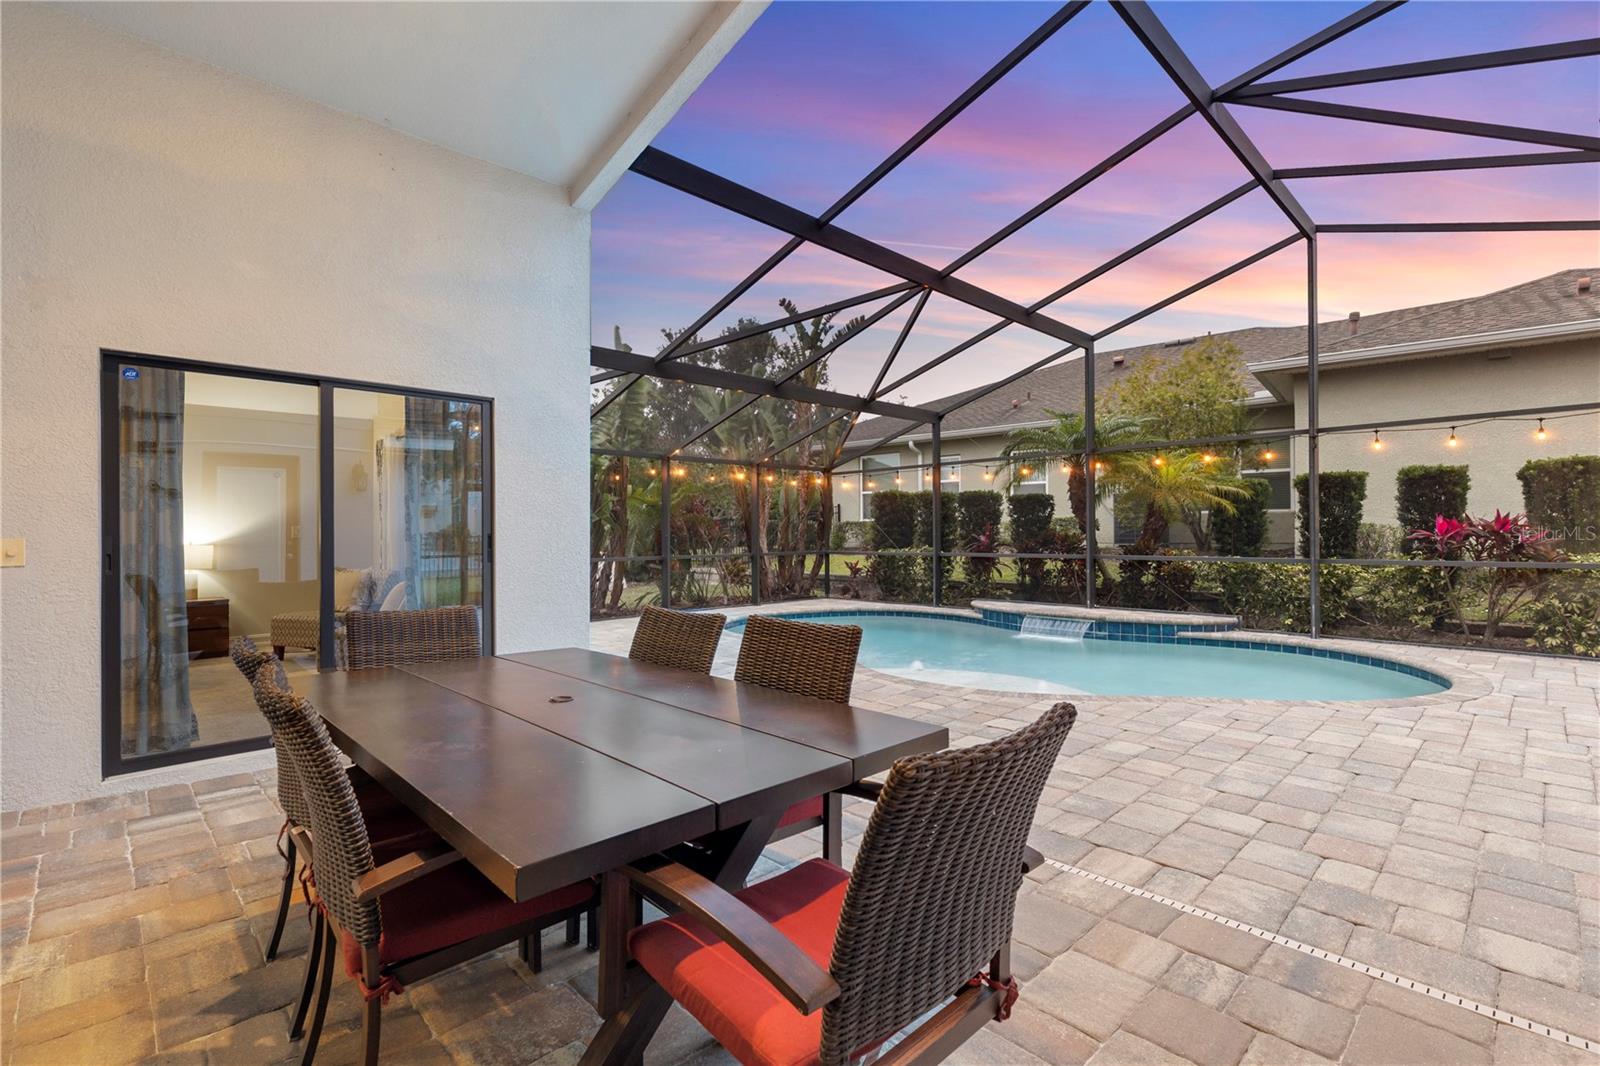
left=1018, top=615, right=1092, bottom=642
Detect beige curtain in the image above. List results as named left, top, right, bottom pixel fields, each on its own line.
left=119, top=366, right=197, bottom=755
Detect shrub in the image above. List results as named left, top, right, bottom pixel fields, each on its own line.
left=954, top=490, right=1004, bottom=592
left=1396, top=465, right=1470, bottom=555
left=1356, top=523, right=1405, bottom=560
left=1518, top=455, right=1600, bottom=551
left=1348, top=566, right=1442, bottom=630
left=1114, top=548, right=1197, bottom=610
left=1294, top=471, right=1368, bottom=558
left=870, top=490, right=917, bottom=549
left=1007, top=494, right=1055, bottom=597
left=1529, top=561, right=1600, bottom=657
left=1197, top=561, right=1354, bottom=632
left=868, top=548, right=928, bottom=602
left=1008, top=494, right=1055, bottom=549
left=957, top=491, right=1003, bottom=546
left=911, top=489, right=957, bottom=589
left=1407, top=511, right=1562, bottom=638
left=1211, top=478, right=1271, bottom=556
left=833, top=521, right=874, bottom=550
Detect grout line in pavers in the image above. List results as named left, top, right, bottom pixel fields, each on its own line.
left=1041, top=856, right=1599, bottom=1057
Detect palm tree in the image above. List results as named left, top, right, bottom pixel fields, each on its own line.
left=1110, top=450, right=1252, bottom=554
left=1001, top=410, right=1148, bottom=535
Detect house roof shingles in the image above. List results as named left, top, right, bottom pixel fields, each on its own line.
left=845, top=268, right=1599, bottom=447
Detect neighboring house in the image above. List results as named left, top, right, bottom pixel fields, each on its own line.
left=837, top=268, right=1600, bottom=550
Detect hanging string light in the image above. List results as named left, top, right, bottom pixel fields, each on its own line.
left=673, top=465, right=687, bottom=478
left=1201, top=452, right=1217, bottom=465
left=1445, top=427, right=1460, bottom=448
left=1535, top=418, right=1549, bottom=442
left=1059, top=461, right=1072, bottom=476
left=1151, top=455, right=1165, bottom=467
left=1093, top=461, right=1106, bottom=474
left=1370, top=430, right=1385, bottom=452
left=893, top=473, right=902, bottom=485
left=983, top=468, right=994, bottom=481
left=841, top=477, right=853, bottom=489
left=1019, top=465, right=1032, bottom=477
left=1259, top=449, right=1276, bottom=463
left=866, top=477, right=876, bottom=489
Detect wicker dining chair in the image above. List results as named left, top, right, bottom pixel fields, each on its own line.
left=582, top=701, right=1079, bottom=1066
left=230, top=638, right=439, bottom=1044
left=628, top=605, right=727, bottom=674
left=343, top=605, right=481, bottom=671
left=734, top=614, right=863, bottom=862
left=252, top=665, right=598, bottom=1066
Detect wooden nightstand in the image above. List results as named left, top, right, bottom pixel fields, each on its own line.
left=187, top=597, right=230, bottom=658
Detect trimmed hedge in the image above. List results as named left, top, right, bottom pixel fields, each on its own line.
left=1007, top=494, right=1055, bottom=551
left=1518, top=455, right=1600, bottom=551
left=911, top=490, right=959, bottom=551
left=870, top=490, right=917, bottom=550
left=1396, top=464, right=1470, bottom=553
left=1294, top=471, right=1368, bottom=559
left=1211, top=477, right=1271, bottom=556
left=956, top=491, right=1003, bottom=548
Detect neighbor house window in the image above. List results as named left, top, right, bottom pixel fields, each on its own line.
left=861, top=454, right=899, bottom=519
left=101, top=353, right=492, bottom=775
left=1242, top=438, right=1291, bottom=509
left=1009, top=457, right=1047, bottom=495
left=940, top=455, right=961, bottom=493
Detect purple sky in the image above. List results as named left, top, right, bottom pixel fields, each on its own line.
left=593, top=1, right=1599, bottom=405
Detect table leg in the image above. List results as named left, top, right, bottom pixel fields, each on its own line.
left=596, top=870, right=633, bottom=1018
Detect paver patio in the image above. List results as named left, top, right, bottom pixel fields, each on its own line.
left=3, top=602, right=1595, bottom=1065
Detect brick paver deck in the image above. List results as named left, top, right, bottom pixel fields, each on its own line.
left=3, top=601, right=1594, bottom=1065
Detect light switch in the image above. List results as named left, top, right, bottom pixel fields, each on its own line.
left=1, top=539, right=24, bottom=567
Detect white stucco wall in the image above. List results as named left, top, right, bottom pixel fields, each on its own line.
left=1, top=6, right=590, bottom=809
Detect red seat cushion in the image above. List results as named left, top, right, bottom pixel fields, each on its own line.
left=342, top=866, right=594, bottom=979
left=777, top=795, right=824, bottom=829
left=629, top=859, right=850, bottom=1066
left=351, top=777, right=438, bottom=861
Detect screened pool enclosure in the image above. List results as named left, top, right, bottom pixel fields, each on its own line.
left=590, top=1, right=1599, bottom=654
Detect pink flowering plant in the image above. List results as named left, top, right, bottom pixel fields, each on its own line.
left=1407, top=511, right=1562, bottom=638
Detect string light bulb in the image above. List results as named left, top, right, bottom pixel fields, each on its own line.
left=1370, top=430, right=1385, bottom=452
left=732, top=470, right=746, bottom=482
left=1445, top=427, right=1460, bottom=448
left=1060, top=462, right=1072, bottom=475
left=673, top=466, right=687, bottom=478
left=893, top=473, right=902, bottom=484
left=841, top=478, right=852, bottom=489
left=1093, top=461, right=1106, bottom=475
left=1201, top=452, right=1217, bottom=465
left=1259, top=450, right=1276, bottom=463
left=787, top=478, right=798, bottom=487
left=1019, top=465, right=1032, bottom=477
left=763, top=472, right=775, bottom=484
left=1535, top=418, right=1549, bottom=442
left=983, top=469, right=994, bottom=481
left=1152, top=455, right=1165, bottom=467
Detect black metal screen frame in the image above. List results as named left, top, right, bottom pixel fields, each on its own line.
left=590, top=0, right=1600, bottom=638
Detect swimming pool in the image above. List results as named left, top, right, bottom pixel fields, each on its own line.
left=727, top=611, right=1448, bottom=700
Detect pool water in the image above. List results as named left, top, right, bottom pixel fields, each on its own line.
left=734, top=613, right=1447, bottom=701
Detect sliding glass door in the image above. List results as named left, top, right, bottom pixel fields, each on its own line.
left=330, top=389, right=487, bottom=637
left=101, top=353, right=492, bottom=774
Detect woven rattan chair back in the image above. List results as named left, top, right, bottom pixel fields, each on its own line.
left=733, top=614, right=862, bottom=704
left=628, top=606, right=726, bottom=674
left=345, top=605, right=481, bottom=671
left=231, top=636, right=312, bottom=828
left=820, top=701, right=1078, bottom=1065
left=252, top=667, right=382, bottom=947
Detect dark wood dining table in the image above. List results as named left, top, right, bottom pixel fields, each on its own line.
left=298, top=647, right=948, bottom=1031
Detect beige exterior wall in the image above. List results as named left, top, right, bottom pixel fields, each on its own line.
left=1289, top=336, right=1600, bottom=532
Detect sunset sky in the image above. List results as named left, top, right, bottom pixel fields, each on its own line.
left=592, top=0, right=1599, bottom=406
